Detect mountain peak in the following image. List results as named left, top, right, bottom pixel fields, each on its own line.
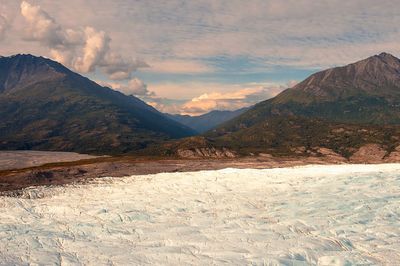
left=285, top=52, right=400, bottom=102
left=348, top=52, right=400, bottom=74
left=0, top=54, right=71, bottom=93
left=365, top=52, right=400, bottom=65
left=0, top=53, right=195, bottom=153
left=376, top=52, right=397, bottom=59
left=4, top=53, right=70, bottom=72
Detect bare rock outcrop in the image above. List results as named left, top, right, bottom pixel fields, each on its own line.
left=177, top=147, right=237, bottom=159
left=385, top=145, right=400, bottom=162
left=316, top=147, right=347, bottom=162
left=350, top=144, right=387, bottom=163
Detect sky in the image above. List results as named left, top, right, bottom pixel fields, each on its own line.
left=0, top=0, right=400, bottom=115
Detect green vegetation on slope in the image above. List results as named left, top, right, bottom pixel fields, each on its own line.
left=159, top=53, right=400, bottom=158
left=0, top=55, right=195, bottom=154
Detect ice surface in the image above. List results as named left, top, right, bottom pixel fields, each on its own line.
left=0, top=164, right=400, bottom=265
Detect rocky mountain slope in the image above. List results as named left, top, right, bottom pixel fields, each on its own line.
left=0, top=54, right=195, bottom=154
left=159, top=53, right=400, bottom=159
left=218, top=52, right=400, bottom=133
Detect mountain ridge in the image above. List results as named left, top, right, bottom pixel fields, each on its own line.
left=165, top=107, right=249, bottom=133
left=0, top=54, right=195, bottom=154
left=159, top=52, right=400, bottom=158
left=275, top=52, right=400, bottom=104
left=217, top=52, right=400, bottom=131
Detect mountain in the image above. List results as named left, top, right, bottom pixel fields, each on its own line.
left=165, top=108, right=249, bottom=133
left=217, top=52, right=400, bottom=133
left=159, top=53, right=400, bottom=158
left=0, top=54, right=195, bottom=154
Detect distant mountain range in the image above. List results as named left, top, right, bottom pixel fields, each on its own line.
left=165, top=108, right=248, bottom=133
left=2, top=52, right=400, bottom=158
left=0, top=54, right=195, bottom=154
left=160, top=53, right=400, bottom=158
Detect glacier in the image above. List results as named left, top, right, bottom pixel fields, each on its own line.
left=0, top=164, right=400, bottom=265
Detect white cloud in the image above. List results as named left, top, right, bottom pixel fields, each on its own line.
left=20, top=1, right=68, bottom=46
left=8, top=0, right=400, bottom=73
left=1, top=0, right=399, bottom=114
left=98, top=80, right=288, bottom=115
left=99, top=78, right=154, bottom=97
left=180, top=85, right=284, bottom=115
left=102, top=53, right=149, bottom=80
left=0, top=14, right=8, bottom=41
left=73, top=27, right=110, bottom=73
left=145, top=98, right=186, bottom=115
left=145, top=81, right=290, bottom=115
left=19, top=1, right=147, bottom=80
left=2, top=0, right=399, bottom=71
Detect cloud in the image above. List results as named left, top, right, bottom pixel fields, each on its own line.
left=5, top=0, right=400, bottom=72
left=180, top=85, right=284, bottom=115
left=145, top=98, right=187, bottom=115
left=73, top=27, right=110, bottom=73
left=3, top=0, right=400, bottom=115
left=10, top=0, right=400, bottom=74
left=19, top=1, right=147, bottom=80
left=145, top=81, right=290, bottom=115
left=0, top=14, right=8, bottom=40
left=146, top=59, right=214, bottom=74
left=102, top=53, right=149, bottom=80
left=20, top=1, right=70, bottom=47
left=287, top=80, right=298, bottom=88
left=99, top=78, right=154, bottom=97
left=135, top=0, right=400, bottom=69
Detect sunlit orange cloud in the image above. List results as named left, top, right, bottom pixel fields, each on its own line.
left=145, top=82, right=293, bottom=115
left=180, top=87, right=283, bottom=115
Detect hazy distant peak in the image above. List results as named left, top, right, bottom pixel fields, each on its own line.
left=166, top=107, right=249, bottom=133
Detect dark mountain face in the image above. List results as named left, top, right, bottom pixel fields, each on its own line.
left=165, top=108, right=248, bottom=133
left=0, top=54, right=195, bottom=154
left=216, top=53, right=400, bottom=134
left=0, top=54, right=71, bottom=94
left=276, top=52, right=400, bottom=103
left=178, top=53, right=400, bottom=158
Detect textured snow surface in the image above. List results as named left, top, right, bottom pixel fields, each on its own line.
left=1, top=164, right=400, bottom=265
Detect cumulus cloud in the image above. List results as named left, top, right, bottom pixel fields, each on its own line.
left=20, top=1, right=71, bottom=47
left=145, top=98, right=187, bottom=114
left=10, top=0, right=400, bottom=114
left=101, top=80, right=287, bottom=115
left=146, top=82, right=291, bottom=115
left=102, top=53, right=149, bottom=80
left=9, top=0, right=400, bottom=72
left=100, top=78, right=154, bottom=97
left=0, top=14, right=8, bottom=41
left=20, top=1, right=147, bottom=80
left=73, top=27, right=110, bottom=73
left=180, top=85, right=283, bottom=115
